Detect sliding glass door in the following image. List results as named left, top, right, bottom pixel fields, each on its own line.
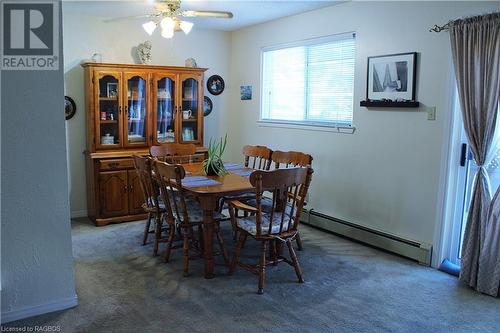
left=447, top=94, right=500, bottom=265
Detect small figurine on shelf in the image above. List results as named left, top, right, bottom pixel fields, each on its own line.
left=185, top=58, right=198, bottom=68
left=137, top=41, right=152, bottom=64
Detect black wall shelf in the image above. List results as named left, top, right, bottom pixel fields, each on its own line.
left=360, top=100, right=420, bottom=108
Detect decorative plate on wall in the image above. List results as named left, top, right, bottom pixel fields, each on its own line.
left=65, top=96, right=76, bottom=120
left=203, top=96, right=213, bottom=116
left=207, top=75, right=225, bottom=95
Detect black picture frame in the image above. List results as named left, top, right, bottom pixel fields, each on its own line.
left=366, top=52, right=417, bottom=101
left=207, top=75, right=225, bottom=95
left=203, top=96, right=213, bottom=117
left=65, top=96, right=76, bottom=120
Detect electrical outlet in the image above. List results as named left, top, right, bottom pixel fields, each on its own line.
left=427, top=107, right=436, bottom=121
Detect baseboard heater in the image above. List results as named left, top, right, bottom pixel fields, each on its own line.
left=300, top=209, right=432, bottom=266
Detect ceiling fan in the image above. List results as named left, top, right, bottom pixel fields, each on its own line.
left=105, top=0, right=234, bottom=39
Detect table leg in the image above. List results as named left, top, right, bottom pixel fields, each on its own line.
left=199, top=196, right=217, bottom=279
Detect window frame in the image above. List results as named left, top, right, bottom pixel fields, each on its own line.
left=259, top=32, right=356, bottom=129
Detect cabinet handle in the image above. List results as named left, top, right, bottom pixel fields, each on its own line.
left=108, top=162, right=119, bottom=169
left=119, top=106, right=122, bottom=114
left=129, top=185, right=134, bottom=192
left=123, top=185, right=128, bottom=193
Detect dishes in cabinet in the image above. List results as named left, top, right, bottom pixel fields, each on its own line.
left=128, top=134, right=145, bottom=143
left=101, top=134, right=114, bottom=145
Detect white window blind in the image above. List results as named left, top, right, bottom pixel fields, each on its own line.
left=261, top=33, right=356, bottom=126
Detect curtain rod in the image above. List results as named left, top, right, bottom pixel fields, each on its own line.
left=429, top=22, right=450, bottom=33
left=430, top=12, right=500, bottom=33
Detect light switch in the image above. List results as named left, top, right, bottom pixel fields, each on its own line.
left=427, top=107, right=436, bottom=121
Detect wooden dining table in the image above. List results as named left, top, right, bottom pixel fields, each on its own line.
left=182, top=162, right=255, bottom=279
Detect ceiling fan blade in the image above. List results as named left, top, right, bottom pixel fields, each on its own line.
left=103, top=14, right=157, bottom=23
left=181, top=10, right=233, bottom=19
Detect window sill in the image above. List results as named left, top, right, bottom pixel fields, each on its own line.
left=257, top=120, right=356, bottom=134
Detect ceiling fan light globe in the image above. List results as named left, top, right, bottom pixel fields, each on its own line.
left=142, top=21, right=157, bottom=36
left=161, top=26, right=174, bottom=39
left=160, top=17, right=175, bottom=30
left=180, top=21, right=193, bottom=35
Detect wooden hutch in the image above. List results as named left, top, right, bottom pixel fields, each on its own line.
left=82, top=62, right=207, bottom=226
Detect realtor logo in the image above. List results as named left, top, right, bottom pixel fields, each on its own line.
left=1, top=0, right=59, bottom=70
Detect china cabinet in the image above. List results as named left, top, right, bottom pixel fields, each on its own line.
left=82, top=62, right=207, bottom=226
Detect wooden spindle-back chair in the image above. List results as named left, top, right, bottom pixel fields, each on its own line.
left=218, top=145, right=273, bottom=230
left=152, top=160, right=228, bottom=276
left=228, top=167, right=314, bottom=294
left=150, top=143, right=199, bottom=164
left=132, top=155, right=165, bottom=255
left=270, top=150, right=313, bottom=250
left=242, top=145, right=273, bottom=170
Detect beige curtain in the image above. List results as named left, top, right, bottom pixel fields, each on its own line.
left=477, top=187, right=500, bottom=296
left=449, top=12, right=500, bottom=296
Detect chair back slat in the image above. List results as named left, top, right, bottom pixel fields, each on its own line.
left=150, top=143, right=197, bottom=164
left=242, top=145, right=273, bottom=170
left=271, top=150, right=313, bottom=169
left=250, top=167, right=313, bottom=237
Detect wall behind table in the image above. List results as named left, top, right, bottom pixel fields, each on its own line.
left=227, top=1, right=500, bottom=252
left=62, top=8, right=232, bottom=216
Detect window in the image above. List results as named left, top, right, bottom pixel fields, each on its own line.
left=261, top=33, right=356, bottom=126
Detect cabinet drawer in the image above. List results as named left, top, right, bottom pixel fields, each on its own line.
left=100, top=159, right=134, bottom=170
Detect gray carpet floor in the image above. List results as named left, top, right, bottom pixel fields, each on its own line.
left=4, top=218, right=500, bottom=332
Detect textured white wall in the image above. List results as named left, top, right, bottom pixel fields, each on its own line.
left=1, top=3, right=76, bottom=322
left=227, top=1, right=500, bottom=247
left=62, top=8, right=232, bottom=216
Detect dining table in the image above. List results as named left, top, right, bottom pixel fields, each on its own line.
left=181, top=162, right=255, bottom=279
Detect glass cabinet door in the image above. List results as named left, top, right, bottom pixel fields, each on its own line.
left=180, top=75, right=201, bottom=143
left=154, top=75, right=176, bottom=144
left=96, top=72, right=122, bottom=148
left=124, top=73, right=148, bottom=146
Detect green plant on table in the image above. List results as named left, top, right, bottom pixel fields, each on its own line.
left=203, top=134, right=228, bottom=176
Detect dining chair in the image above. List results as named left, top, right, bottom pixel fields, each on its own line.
left=132, top=155, right=166, bottom=256
left=227, top=167, right=314, bottom=294
left=270, top=150, right=313, bottom=251
left=153, top=160, right=229, bottom=276
left=219, top=145, right=274, bottom=238
left=150, top=143, right=200, bottom=164
left=242, top=145, right=273, bottom=170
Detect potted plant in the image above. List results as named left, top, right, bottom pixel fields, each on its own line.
left=203, top=134, right=228, bottom=176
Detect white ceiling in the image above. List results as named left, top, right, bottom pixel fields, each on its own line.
left=63, top=0, right=342, bottom=31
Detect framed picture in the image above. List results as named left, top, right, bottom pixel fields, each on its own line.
left=240, top=86, right=252, bottom=100
left=207, top=75, right=225, bottom=95
left=367, top=52, right=417, bottom=101
left=203, top=96, right=213, bottom=117
left=107, top=82, right=118, bottom=98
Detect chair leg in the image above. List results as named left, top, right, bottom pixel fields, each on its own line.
left=269, top=239, right=277, bottom=265
left=152, top=214, right=162, bottom=256
left=215, top=223, right=229, bottom=265
left=164, top=225, right=175, bottom=263
left=228, top=205, right=238, bottom=241
left=182, top=226, right=190, bottom=277
left=198, top=225, right=204, bottom=255
left=258, top=240, right=267, bottom=294
left=229, top=232, right=247, bottom=275
left=142, top=212, right=152, bottom=245
left=276, top=240, right=283, bottom=256
left=295, top=232, right=304, bottom=251
left=286, top=240, right=304, bottom=283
